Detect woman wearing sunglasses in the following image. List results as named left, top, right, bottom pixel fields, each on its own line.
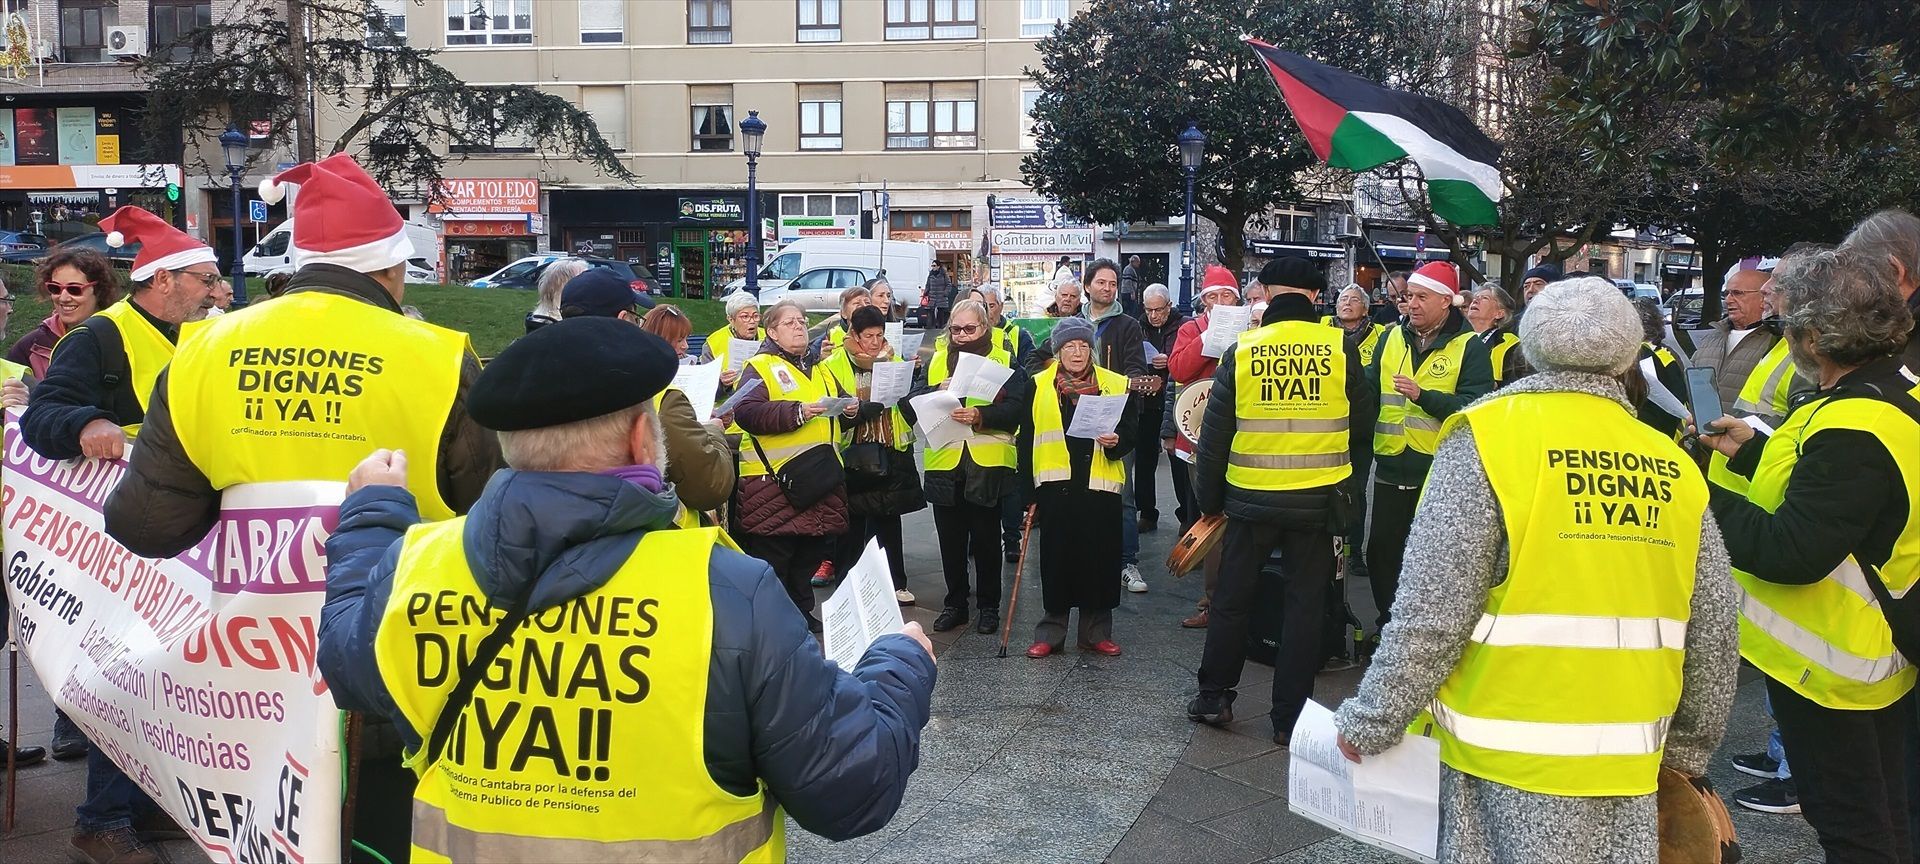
left=8, top=247, right=119, bottom=379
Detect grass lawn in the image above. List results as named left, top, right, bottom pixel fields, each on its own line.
left=0, top=263, right=727, bottom=358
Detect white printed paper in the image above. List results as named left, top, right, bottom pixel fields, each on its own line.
left=814, top=396, right=859, bottom=417
left=1201, top=305, right=1253, bottom=358
left=869, top=360, right=915, bottom=407
left=950, top=352, right=1014, bottom=403
left=1638, top=357, right=1687, bottom=421
left=1065, top=393, right=1129, bottom=440
left=726, top=337, right=763, bottom=374
left=1288, top=700, right=1440, bottom=864
left=1142, top=340, right=1163, bottom=362
left=713, top=378, right=763, bottom=418
left=885, top=322, right=905, bottom=353
left=908, top=390, right=970, bottom=450
left=897, top=332, right=925, bottom=362
left=670, top=359, right=725, bottom=423
left=820, top=539, right=907, bottom=672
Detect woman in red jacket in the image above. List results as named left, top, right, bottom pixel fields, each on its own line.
left=1166, top=264, right=1242, bottom=628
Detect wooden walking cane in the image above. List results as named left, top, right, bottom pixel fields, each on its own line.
left=997, top=504, right=1038, bottom=658
left=340, top=711, right=363, bottom=860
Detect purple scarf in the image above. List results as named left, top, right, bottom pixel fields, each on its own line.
left=598, top=464, right=666, bottom=493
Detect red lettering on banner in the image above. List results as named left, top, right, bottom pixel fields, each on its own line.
left=181, top=615, right=317, bottom=676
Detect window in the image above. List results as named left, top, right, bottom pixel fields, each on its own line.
left=60, top=0, right=108, bottom=63
left=689, top=0, right=731, bottom=44
left=886, top=82, right=976, bottom=149
left=151, top=0, right=212, bottom=62
left=581, top=86, right=628, bottom=151
left=366, top=0, right=407, bottom=47
left=885, top=0, right=976, bottom=40
left=691, top=85, right=733, bottom=151
left=1020, top=84, right=1042, bottom=150
left=580, top=0, right=623, bottom=43
left=797, top=0, right=840, bottom=42
left=798, top=84, right=842, bottom=151
left=1020, top=0, right=1068, bottom=38
left=447, top=0, right=532, bottom=46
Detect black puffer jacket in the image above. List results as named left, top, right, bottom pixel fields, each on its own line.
left=1194, top=294, right=1379, bottom=527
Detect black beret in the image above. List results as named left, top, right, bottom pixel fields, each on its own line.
left=1258, top=257, right=1327, bottom=294
left=468, top=317, right=678, bottom=431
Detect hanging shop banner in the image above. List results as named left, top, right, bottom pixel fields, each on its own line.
left=890, top=230, right=972, bottom=251
left=428, top=178, right=540, bottom=215
left=444, top=218, right=529, bottom=237
left=0, top=163, right=182, bottom=189
left=988, top=197, right=1083, bottom=229
left=14, top=107, right=55, bottom=165
left=95, top=110, right=122, bottom=165
left=990, top=227, right=1095, bottom=256
left=3, top=414, right=345, bottom=864
left=678, top=197, right=744, bottom=223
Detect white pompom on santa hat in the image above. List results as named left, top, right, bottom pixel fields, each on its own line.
left=1406, top=260, right=1466, bottom=307
left=261, top=153, right=414, bottom=273
left=98, top=205, right=218, bottom=283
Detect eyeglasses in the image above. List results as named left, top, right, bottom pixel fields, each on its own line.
left=1724, top=290, right=1763, bottom=299
left=0, top=295, right=14, bottom=309
left=175, top=271, right=226, bottom=289
left=949, top=323, right=982, bottom=336
left=44, top=281, right=94, bottom=297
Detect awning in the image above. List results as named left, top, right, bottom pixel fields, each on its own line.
left=1247, top=239, right=1343, bottom=260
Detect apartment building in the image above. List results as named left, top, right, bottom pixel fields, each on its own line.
left=348, top=0, right=1083, bottom=293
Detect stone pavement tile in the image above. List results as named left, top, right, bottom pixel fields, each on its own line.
left=1181, top=724, right=1281, bottom=772
left=943, top=747, right=1173, bottom=825
left=785, top=779, right=944, bottom=864
left=1265, top=834, right=1400, bottom=863
left=1109, top=808, right=1265, bottom=864
left=925, top=655, right=1071, bottom=709
left=1198, top=797, right=1333, bottom=859
left=1058, top=656, right=1197, bottom=696
left=873, top=801, right=1131, bottom=864
left=1143, top=763, right=1275, bottom=825
left=916, top=706, right=1034, bottom=773
left=1209, top=748, right=1291, bottom=796
left=1022, top=692, right=1194, bottom=749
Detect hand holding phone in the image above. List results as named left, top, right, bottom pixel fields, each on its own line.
left=1684, top=366, right=1722, bottom=433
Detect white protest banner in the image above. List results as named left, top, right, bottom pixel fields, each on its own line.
left=3, top=413, right=344, bottom=864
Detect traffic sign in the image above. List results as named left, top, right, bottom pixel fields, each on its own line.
left=165, top=183, right=181, bottom=202
left=248, top=200, right=269, bottom=223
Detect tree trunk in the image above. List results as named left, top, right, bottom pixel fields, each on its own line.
left=1699, top=234, right=1727, bottom=324
left=287, top=0, right=317, bottom=163
left=1217, top=213, right=1246, bottom=279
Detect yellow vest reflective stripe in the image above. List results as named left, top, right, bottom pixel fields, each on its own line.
left=372, top=521, right=781, bottom=863
left=1373, top=328, right=1470, bottom=457
left=817, top=351, right=912, bottom=450
left=165, top=293, right=468, bottom=521
left=1488, top=331, right=1519, bottom=385
left=1708, top=339, right=1801, bottom=495
left=1734, top=392, right=1920, bottom=709
left=738, top=353, right=837, bottom=478
left=80, top=299, right=177, bottom=426
left=1030, top=364, right=1126, bottom=493
left=1430, top=391, right=1705, bottom=796
left=923, top=342, right=1017, bottom=471
left=1228, top=321, right=1352, bottom=491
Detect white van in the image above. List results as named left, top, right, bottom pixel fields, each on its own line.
left=243, top=219, right=441, bottom=281
left=724, top=237, right=935, bottom=308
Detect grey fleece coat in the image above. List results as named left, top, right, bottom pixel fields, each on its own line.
left=1333, top=371, right=1740, bottom=864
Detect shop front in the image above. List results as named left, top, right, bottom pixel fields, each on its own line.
left=889, top=209, right=977, bottom=283
left=991, top=226, right=1094, bottom=316
left=777, top=192, right=860, bottom=246
left=551, top=189, right=765, bottom=299
left=0, top=97, right=170, bottom=238
left=429, top=178, right=540, bottom=283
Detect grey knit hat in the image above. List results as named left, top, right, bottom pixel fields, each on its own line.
left=1518, top=276, right=1642, bottom=375
left=1050, top=316, right=1095, bottom=354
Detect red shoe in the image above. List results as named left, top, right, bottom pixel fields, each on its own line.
left=1025, top=642, right=1054, bottom=658
left=810, top=561, right=835, bottom=587
left=1084, top=640, right=1123, bottom=656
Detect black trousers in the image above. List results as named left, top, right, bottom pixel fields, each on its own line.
left=1768, top=675, right=1913, bottom=864
left=1365, top=482, right=1420, bottom=628
left=739, top=533, right=832, bottom=616
left=1345, top=473, right=1370, bottom=577
left=1197, top=518, right=1335, bottom=738
left=1000, top=486, right=1028, bottom=556
left=833, top=513, right=907, bottom=589
left=1135, top=435, right=1193, bottom=527
left=933, top=501, right=1002, bottom=612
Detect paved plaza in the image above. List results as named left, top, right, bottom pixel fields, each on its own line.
left=4, top=470, right=1826, bottom=863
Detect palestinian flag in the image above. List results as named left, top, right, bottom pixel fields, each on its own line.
left=1245, top=38, right=1502, bottom=227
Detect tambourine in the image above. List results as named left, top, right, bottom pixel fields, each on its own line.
left=1174, top=379, right=1213, bottom=445
left=1165, top=512, right=1226, bottom=579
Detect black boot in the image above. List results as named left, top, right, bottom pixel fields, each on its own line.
left=975, top=607, right=1000, bottom=635
left=932, top=606, right=969, bottom=632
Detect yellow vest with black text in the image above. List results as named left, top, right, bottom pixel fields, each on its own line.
left=72, top=299, right=177, bottom=434
left=1429, top=390, right=1705, bottom=796
left=816, top=350, right=912, bottom=451
left=1030, top=364, right=1127, bottom=494
left=738, top=353, right=838, bottom=478
left=1323, top=316, right=1386, bottom=367
left=1707, top=338, right=1801, bottom=495
left=1734, top=390, right=1920, bottom=710
left=1229, top=321, right=1352, bottom=492
left=166, top=292, right=468, bottom=521
left=1487, top=331, right=1520, bottom=386
left=923, top=342, right=1017, bottom=471
left=372, top=521, right=782, bottom=863
left=1373, top=328, right=1471, bottom=457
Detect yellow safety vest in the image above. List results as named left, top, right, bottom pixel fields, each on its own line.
left=0, top=358, right=26, bottom=384
left=1229, top=321, right=1352, bottom=491
left=1488, top=331, right=1519, bottom=386
left=166, top=292, right=468, bottom=521
left=1030, top=364, right=1127, bottom=494
left=1323, top=316, right=1386, bottom=368
left=816, top=350, right=912, bottom=450
left=70, top=299, right=177, bottom=432
left=1430, top=390, right=1706, bottom=797
left=1373, top=328, right=1472, bottom=457
left=934, top=325, right=1018, bottom=358
left=923, top=342, right=1017, bottom=471
left=738, top=353, right=838, bottom=478
left=1708, top=338, right=1802, bottom=495
left=373, top=521, right=782, bottom=863
left=706, top=326, right=765, bottom=368
left=1734, top=391, right=1920, bottom=710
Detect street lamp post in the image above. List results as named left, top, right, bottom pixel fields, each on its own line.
left=1177, top=123, right=1206, bottom=311
left=740, top=110, right=766, bottom=297
left=219, top=125, right=250, bottom=306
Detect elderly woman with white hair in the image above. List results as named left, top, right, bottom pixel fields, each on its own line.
left=1137, top=282, right=1191, bottom=532
left=1334, top=276, right=1738, bottom=863
left=700, top=291, right=767, bottom=387
left=1466, top=283, right=1527, bottom=385
left=524, top=256, right=589, bottom=333
left=1326, top=284, right=1387, bottom=366
left=1699, top=247, right=1919, bottom=864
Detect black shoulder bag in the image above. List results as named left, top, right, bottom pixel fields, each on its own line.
left=749, top=435, right=844, bottom=510
left=420, top=583, right=539, bottom=769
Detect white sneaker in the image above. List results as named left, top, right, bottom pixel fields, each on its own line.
left=1123, top=564, right=1148, bottom=593
left=895, top=588, right=916, bottom=605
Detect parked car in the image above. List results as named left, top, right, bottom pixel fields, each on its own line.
left=475, top=255, right=656, bottom=308
left=467, top=254, right=562, bottom=289
left=244, top=219, right=438, bottom=276
left=1668, top=287, right=1705, bottom=328
left=267, top=256, right=438, bottom=286
left=758, top=265, right=880, bottom=315
left=0, top=231, right=46, bottom=254
left=723, top=237, right=933, bottom=310
left=0, top=232, right=141, bottom=266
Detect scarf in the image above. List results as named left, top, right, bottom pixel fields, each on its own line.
left=943, top=332, right=992, bottom=376
left=598, top=464, right=666, bottom=493
left=1054, top=362, right=1102, bottom=399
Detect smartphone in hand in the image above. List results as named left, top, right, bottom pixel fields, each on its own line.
left=1685, top=366, right=1722, bottom=433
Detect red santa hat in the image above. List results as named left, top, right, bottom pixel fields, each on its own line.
left=258, top=153, right=413, bottom=273
left=1199, top=264, right=1241, bottom=300
left=100, top=205, right=218, bottom=283
left=1406, top=260, right=1465, bottom=307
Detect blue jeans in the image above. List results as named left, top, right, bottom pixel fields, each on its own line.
left=1765, top=692, right=1792, bottom=779
left=1120, top=453, right=1138, bottom=566
left=75, top=747, right=156, bottom=833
